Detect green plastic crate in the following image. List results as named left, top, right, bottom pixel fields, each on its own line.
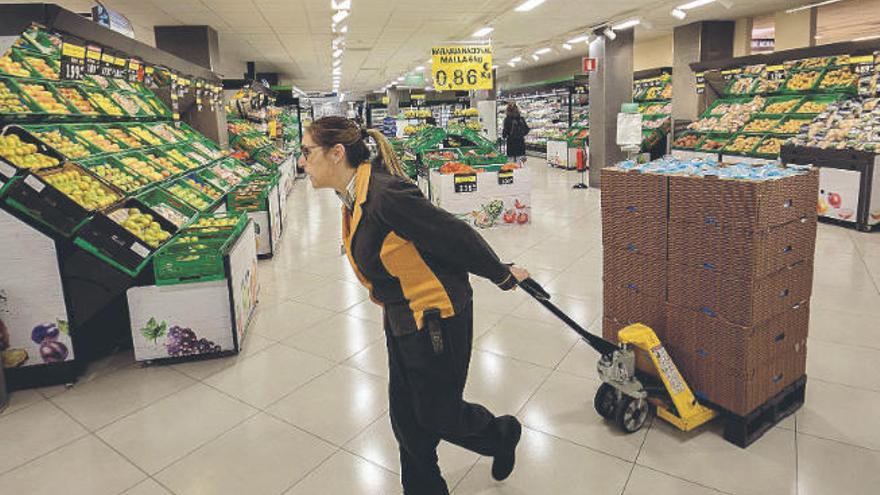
left=136, top=187, right=199, bottom=229
left=721, top=133, right=765, bottom=156
left=164, top=179, right=216, bottom=211
left=695, top=133, right=732, bottom=153
left=793, top=93, right=844, bottom=115
left=153, top=234, right=230, bottom=286
left=760, top=95, right=805, bottom=115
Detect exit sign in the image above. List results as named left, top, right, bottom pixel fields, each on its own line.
left=583, top=57, right=597, bottom=72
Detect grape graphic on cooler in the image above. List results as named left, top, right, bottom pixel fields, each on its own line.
left=165, top=325, right=221, bottom=356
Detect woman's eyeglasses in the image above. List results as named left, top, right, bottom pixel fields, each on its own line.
left=301, top=145, right=323, bottom=160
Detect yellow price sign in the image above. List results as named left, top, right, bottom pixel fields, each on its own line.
left=432, top=44, right=493, bottom=91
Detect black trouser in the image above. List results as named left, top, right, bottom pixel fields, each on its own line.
left=385, top=302, right=502, bottom=495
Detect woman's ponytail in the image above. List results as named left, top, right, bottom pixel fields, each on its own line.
left=367, top=128, right=409, bottom=179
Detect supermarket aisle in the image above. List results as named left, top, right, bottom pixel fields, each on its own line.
left=2, top=158, right=880, bottom=495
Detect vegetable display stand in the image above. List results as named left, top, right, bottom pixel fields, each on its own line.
left=428, top=167, right=532, bottom=228
left=0, top=208, right=77, bottom=389
left=546, top=140, right=570, bottom=169
left=782, top=144, right=880, bottom=231
left=127, top=221, right=259, bottom=362
left=227, top=182, right=282, bottom=258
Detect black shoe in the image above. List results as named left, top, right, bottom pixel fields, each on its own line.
left=491, top=415, right=522, bottom=481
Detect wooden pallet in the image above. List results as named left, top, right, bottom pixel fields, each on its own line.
left=710, top=375, right=807, bottom=448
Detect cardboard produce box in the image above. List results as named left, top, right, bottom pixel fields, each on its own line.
left=600, top=168, right=667, bottom=219
left=602, top=209, right=667, bottom=258
left=668, top=216, right=817, bottom=280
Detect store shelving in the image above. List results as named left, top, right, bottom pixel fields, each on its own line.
left=634, top=69, right=672, bottom=158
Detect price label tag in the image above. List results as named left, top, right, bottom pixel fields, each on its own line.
left=498, top=170, right=514, bottom=185
left=85, top=44, right=102, bottom=75
left=130, top=242, right=150, bottom=258
left=60, top=38, right=86, bottom=80
left=432, top=44, right=493, bottom=91
left=100, top=51, right=115, bottom=77
left=113, top=56, right=127, bottom=79
left=0, top=159, right=16, bottom=178
left=766, top=65, right=787, bottom=81
left=144, top=65, right=155, bottom=86
left=24, top=174, right=45, bottom=193
left=128, top=58, right=143, bottom=83
left=453, top=173, right=478, bottom=193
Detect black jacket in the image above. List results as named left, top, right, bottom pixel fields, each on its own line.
left=502, top=114, right=528, bottom=157
left=342, top=162, right=515, bottom=336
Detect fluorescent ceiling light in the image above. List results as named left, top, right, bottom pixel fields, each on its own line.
left=514, top=0, right=546, bottom=12
left=531, top=54, right=540, bottom=61
left=331, top=10, right=349, bottom=24
left=333, top=59, right=342, bottom=67
left=612, top=19, right=640, bottom=30
left=853, top=34, right=880, bottom=41
left=397, top=76, right=405, bottom=81
left=534, top=47, right=551, bottom=54
left=671, top=8, right=686, bottom=19
left=331, top=0, right=351, bottom=10
left=332, top=67, right=342, bottom=75
left=786, top=0, right=841, bottom=13
left=510, top=56, right=522, bottom=63
left=507, top=61, right=517, bottom=67
left=426, top=59, right=432, bottom=64
left=473, top=26, right=494, bottom=37
left=567, top=35, right=590, bottom=43
left=678, top=0, right=715, bottom=9
left=604, top=27, right=617, bottom=40
left=562, top=43, right=572, bottom=50
left=414, top=66, right=425, bottom=71
left=332, top=49, right=343, bottom=58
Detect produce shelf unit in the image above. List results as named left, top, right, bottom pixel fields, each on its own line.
left=0, top=6, right=282, bottom=389
left=675, top=37, right=880, bottom=231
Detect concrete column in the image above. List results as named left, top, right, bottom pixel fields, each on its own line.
left=153, top=26, right=221, bottom=72
left=774, top=8, right=817, bottom=51
left=588, top=28, right=634, bottom=186
left=733, top=17, right=753, bottom=57
left=672, top=21, right=735, bottom=122
left=387, top=88, right=400, bottom=116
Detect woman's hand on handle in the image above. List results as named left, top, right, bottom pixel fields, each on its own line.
left=510, top=266, right=530, bottom=284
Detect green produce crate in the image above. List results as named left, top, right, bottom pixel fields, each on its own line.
left=198, top=168, right=233, bottom=192
left=695, top=133, right=732, bottom=153
left=185, top=211, right=249, bottom=238
left=781, top=68, right=826, bottom=93
left=772, top=114, right=814, bottom=135
left=153, top=234, right=231, bottom=286
left=751, top=135, right=788, bottom=159
left=4, top=78, right=78, bottom=118
left=78, top=155, right=152, bottom=194
left=671, top=131, right=704, bottom=150
left=720, top=133, right=765, bottom=156
left=792, top=57, right=833, bottom=70
left=105, top=90, right=151, bottom=118
left=0, top=77, right=45, bottom=117
left=462, top=153, right=507, bottom=166
left=75, top=198, right=179, bottom=277
left=704, top=96, right=753, bottom=117
left=742, top=116, right=783, bottom=135
left=724, top=75, right=758, bottom=96
left=20, top=124, right=98, bottom=160
left=760, top=95, right=805, bottom=115
left=793, top=93, right=844, bottom=115
left=0, top=176, right=16, bottom=199
left=15, top=27, right=61, bottom=56
left=227, top=182, right=271, bottom=212
left=146, top=122, right=189, bottom=143
left=136, top=187, right=199, bottom=229
left=816, top=67, right=859, bottom=93
left=163, top=178, right=217, bottom=211
left=78, top=85, right=127, bottom=118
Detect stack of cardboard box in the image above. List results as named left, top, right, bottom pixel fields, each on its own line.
left=601, top=167, right=818, bottom=416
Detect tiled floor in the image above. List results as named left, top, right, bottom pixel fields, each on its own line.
left=2, top=158, right=880, bottom=495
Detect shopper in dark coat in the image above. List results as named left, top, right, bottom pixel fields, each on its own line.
left=299, top=116, right=530, bottom=495
left=502, top=102, right=529, bottom=164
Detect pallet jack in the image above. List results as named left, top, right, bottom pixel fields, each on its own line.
left=519, top=278, right=718, bottom=434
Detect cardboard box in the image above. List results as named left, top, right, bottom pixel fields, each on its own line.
left=600, top=168, right=667, bottom=219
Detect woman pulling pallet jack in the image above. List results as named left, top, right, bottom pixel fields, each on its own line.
left=518, top=278, right=718, bottom=433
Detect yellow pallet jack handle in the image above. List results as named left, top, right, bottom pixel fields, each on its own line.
left=618, top=324, right=718, bottom=431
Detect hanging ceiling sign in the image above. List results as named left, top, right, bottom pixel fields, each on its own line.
left=431, top=44, right=493, bottom=91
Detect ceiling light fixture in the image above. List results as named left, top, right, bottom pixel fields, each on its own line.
left=331, top=0, right=351, bottom=10
left=333, top=59, right=342, bottom=67
left=507, top=61, right=517, bottom=67
left=473, top=26, right=494, bottom=37
left=786, top=0, right=841, bottom=13
left=397, top=76, right=405, bottom=81
left=611, top=19, right=640, bottom=30
left=331, top=10, right=349, bottom=24
left=510, top=56, right=523, bottom=63
left=604, top=27, right=617, bottom=40
left=853, top=34, right=880, bottom=41
left=414, top=65, right=425, bottom=71
left=567, top=35, right=590, bottom=44
left=532, top=54, right=540, bottom=61
left=534, top=47, right=551, bottom=54
left=678, top=0, right=716, bottom=9
left=514, top=0, right=546, bottom=12
left=333, top=67, right=342, bottom=75
left=562, top=43, right=572, bottom=50
left=671, top=8, right=687, bottom=19
left=333, top=49, right=343, bottom=58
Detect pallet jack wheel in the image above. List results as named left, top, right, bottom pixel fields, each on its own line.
left=594, top=383, right=617, bottom=419
left=614, top=395, right=651, bottom=433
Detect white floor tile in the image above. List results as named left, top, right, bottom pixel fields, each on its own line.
left=476, top=315, right=577, bottom=368
left=0, top=400, right=88, bottom=474
left=121, top=478, right=174, bottom=495
left=282, top=312, right=384, bottom=363
left=249, top=299, right=336, bottom=341
left=623, top=466, right=726, bottom=495
left=293, top=279, right=369, bottom=312
left=806, top=339, right=880, bottom=391
left=266, top=366, right=388, bottom=445
left=637, top=420, right=796, bottom=495
left=797, top=433, right=880, bottom=495
left=283, top=450, right=400, bottom=495
left=464, top=350, right=552, bottom=415
left=0, top=435, right=145, bottom=495
left=345, top=339, right=390, bottom=378
left=97, top=383, right=258, bottom=474
left=453, top=427, right=632, bottom=495
left=204, top=344, right=334, bottom=408
left=797, top=378, right=880, bottom=451
left=155, top=413, right=336, bottom=495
